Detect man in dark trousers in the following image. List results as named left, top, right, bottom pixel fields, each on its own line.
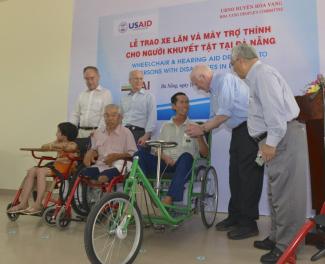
left=187, top=64, right=264, bottom=240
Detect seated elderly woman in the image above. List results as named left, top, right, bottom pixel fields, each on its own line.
left=82, top=104, right=137, bottom=182
left=135, top=92, right=208, bottom=205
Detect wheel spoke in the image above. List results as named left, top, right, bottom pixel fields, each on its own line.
left=85, top=193, right=143, bottom=264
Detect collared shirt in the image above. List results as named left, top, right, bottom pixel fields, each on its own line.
left=121, top=88, right=156, bottom=133
left=245, top=61, right=300, bottom=147
left=70, top=85, right=112, bottom=129
left=210, top=73, right=249, bottom=129
left=159, top=117, right=199, bottom=161
left=90, top=125, right=137, bottom=172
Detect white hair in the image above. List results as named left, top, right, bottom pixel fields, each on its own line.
left=104, top=104, right=123, bottom=115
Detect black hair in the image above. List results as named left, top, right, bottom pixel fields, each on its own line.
left=57, top=122, right=78, bottom=141
left=171, top=92, right=187, bottom=105
left=83, top=66, right=99, bottom=74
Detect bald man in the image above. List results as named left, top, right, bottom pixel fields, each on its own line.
left=187, top=65, right=264, bottom=240
left=121, top=70, right=156, bottom=145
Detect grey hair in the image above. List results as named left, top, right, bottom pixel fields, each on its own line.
left=129, top=70, right=144, bottom=79
left=104, top=104, right=123, bottom=115
left=231, top=43, right=259, bottom=62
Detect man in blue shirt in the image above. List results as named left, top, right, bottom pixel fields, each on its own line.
left=187, top=64, right=264, bottom=240
left=121, top=70, right=156, bottom=145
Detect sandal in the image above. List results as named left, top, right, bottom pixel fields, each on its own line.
left=7, top=205, right=29, bottom=214
left=24, top=207, right=43, bottom=215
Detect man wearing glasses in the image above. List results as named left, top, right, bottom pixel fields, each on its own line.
left=186, top=64, right=264, bottom=240
left=121, top=70, right=157, bottom=146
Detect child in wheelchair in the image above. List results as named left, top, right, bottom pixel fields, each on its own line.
left=7, top=122, right=78, bottom=215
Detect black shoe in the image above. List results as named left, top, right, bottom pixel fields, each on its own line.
left=215, top=217, right=238, bottom=231
left=227, top=224, right=259, bottom=240
left=254, top=237, right=276, bottom=250
left=260, top=247, right=283, bottom=264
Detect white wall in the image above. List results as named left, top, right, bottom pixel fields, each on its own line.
left=0, top=0, right=74, bottom=189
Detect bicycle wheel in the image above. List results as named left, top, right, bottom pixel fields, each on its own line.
left=200, top=166, right=218, bottom=228
left=84, top=192, right=143, bottom=264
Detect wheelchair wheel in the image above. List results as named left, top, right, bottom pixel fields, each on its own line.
left=6, top=203, right=20, bottom=222
left=200, top=166, right=218, bottom=228
left=55, top=207, right=71, bottom=230
left=195, top=165, right=207, bottom=181
left=70, top=165, right=89, bottom=217
left=59, top=179, right=70, bottom=202
left=84, top=193, right=143, bottom=264
left=82, top=185, right=104, bottom=214
left=42, top=206, right=57, bottom=226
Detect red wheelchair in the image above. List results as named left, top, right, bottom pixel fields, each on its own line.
left=277, top=201, right=325, bottom=263
left=6, top=147, right=80, bottom=222
left=51, top=158, right=132, bottom=229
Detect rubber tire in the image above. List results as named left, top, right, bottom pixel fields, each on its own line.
left=55, top=207, right=71, bottom=230
left=42, top=206, right=57, bottom=227
left=70, top=165, right=89, bottom=217
left=6, top=203, right=20, bottom=222
left=84, top=192, right=143, bottom=264
left=200, top=166, right=218, bottom=228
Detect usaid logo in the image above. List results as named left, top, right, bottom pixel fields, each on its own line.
left=118, top=20, right=153, bottom=33
left=118, top=22, right=128, bottom=33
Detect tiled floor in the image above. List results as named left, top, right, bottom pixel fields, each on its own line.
left=0, top=192, right=318, bottom=264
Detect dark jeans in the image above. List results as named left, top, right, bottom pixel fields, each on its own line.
left=228, top=122, right=264, bottom=226
left=135, top=150, right=193, bottom=201
left=82, top=167, right=119, bottom=181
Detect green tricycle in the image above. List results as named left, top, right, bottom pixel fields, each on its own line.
left=84, top=139, right=219, bottom=264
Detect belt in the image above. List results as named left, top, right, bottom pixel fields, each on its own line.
left=79, top=126, right=98, bottom=130
left=252, top=132, right=267, bottom=143
left=233, top=121, right=247, bottom=132
left=125, top=125, right=145, bottom=132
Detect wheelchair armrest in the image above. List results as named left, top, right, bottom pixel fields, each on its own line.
left=20, top=148, right=57, bottom=161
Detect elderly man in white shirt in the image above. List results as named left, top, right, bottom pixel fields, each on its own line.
left=121, top=70, right=156, bottom=145
left=231, top=43, right=307, bottom=264
left=70, top=66, right=112, bottom=137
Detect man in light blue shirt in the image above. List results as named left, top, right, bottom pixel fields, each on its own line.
left=121, top=70, right=157, bottom=145
left=231, top=43, right=307, bottom=264
left=187, top=65, right=264, bottom=240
